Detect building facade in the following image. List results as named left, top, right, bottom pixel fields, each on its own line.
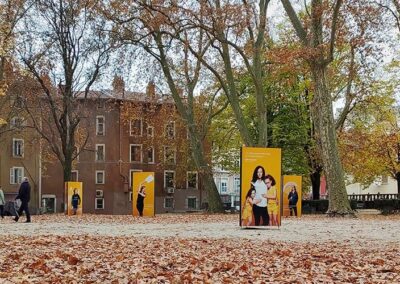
left=1, top=83, right=211, bottom=215
left=213, top=168, right=240, bottom=210
left=40, top=87, right=208, bottom=214
left=0, top=93, right=42, bottom=213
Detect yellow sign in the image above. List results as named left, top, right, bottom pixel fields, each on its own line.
left=240, top=147, right=282, bottom=227
left=132, top=172, right=155, bottom=217
left=282, top=176, right=302, bottom=217
left=65, top=182, right=83, bottom=216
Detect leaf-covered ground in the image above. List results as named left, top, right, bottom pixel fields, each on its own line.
left=0, top=214, right=399, bottom=283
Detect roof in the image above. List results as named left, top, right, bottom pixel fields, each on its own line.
left=75, top=90, right=175, bottom=104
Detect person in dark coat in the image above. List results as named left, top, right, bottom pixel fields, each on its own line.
left=71, top=188, right=81, bottom=215
left=288, top=186, right=299, bottom=216
left=15, top=177, right=31, bottom=222
left=136, top=185, right=146, bottom=216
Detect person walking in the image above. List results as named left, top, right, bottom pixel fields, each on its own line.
left=14, top=177, right=31, bottom=223
left=0, top=186, right=5, bottom=219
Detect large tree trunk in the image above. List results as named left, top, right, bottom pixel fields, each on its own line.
left=189, top=132, right=224, bottom=213
left=199, top=167, right=224, bottom=213
left=154, top=32, right=224, bottom=213
left=310, top=169, right=321, bottom=200
left=310, top=63, right=352, bottom=215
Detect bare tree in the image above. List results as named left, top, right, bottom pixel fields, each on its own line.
left=19, top=0, right=113, bottom=186
left=280, top=0, right=355, bottom=215
left=104, top=1, right=225, bottom=212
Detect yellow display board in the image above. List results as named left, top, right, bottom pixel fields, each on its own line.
left=132, top=172, right=155, bottom=217
left=240, top=147, right=282, bottom=227
left=282, top=175, right=302, bottom=217
left=65, top=182, right=83, bottom=216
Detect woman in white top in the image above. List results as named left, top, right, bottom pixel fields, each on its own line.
left=251, top=166, right=269, bottom=226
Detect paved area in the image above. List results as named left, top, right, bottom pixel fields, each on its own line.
left=1, top=213, right=399, bottom=244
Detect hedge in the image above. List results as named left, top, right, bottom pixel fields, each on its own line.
left=301, top=199, right=399, bottom=214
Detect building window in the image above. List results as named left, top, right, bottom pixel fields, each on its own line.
left=12, top=139, right=24, bottom=157
left=382, top=175, right=388, bottom=185
left=130, top=119, right=142, bottom=136
left=220, top=178, right=228, bottom=194
left=95, top=144, right=105, bottom=161
left=97, top=100, right=105, bottom=109
left=164, top=171, right=175, bottom=188
left=164, top=146, right=176, bottom=164
left=187, top=197, right=197, bottom=209
left=147, top=147, right=154, bottom=164
left=96, top=116, right=105, bottom=136
left=130, top=144, right=142, bottom=163
left=10, top=167, right=24, bottom=184
left=10, top=117, right=25, bottom=129
left=164, top=197, right=174, bottom=208
left=165, top=121, right=175, bottom=139
left=96, top=170, right=105, bottom=184
left=147, top=126, right=154, bottom=137
left=74, top=146, right=80, bottom=162
left=187, top=172, right=198, bottom=189
left=234, top=178, right=240, bottom=194
left=95, top=198, right=104, bottom=209
left=71, top=170, right=79, bottom=182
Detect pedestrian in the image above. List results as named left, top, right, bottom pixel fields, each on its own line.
left=0, top=186, right=5, bottom=219
left=14, top=177, right=31, bottom=223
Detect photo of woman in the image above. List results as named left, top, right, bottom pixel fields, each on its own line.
left=132, top=172, right=155, bottom=217
left=241, top=188, right=256, bottom=226
left=265, top=175, right=279, bottom=226
left=288, top=186, right=299, bottom=216
left=240, top=147, right=281, bottom=228
left=136, top=184, right=146, bottom=217
left=251, top=165, right=269, bottom=226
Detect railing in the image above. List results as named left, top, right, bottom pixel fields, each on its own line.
left=348, top=193, right=399, bottom=201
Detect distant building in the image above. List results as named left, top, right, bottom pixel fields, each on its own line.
left=0, top=89, right=42, bottom=213
left=2, top=83, right=210, bottom=214
left=346, top=175, right=398, bottom=195
left=213, top=167, right=240, bottom=210
left=316, top=175, right=397, bottom=200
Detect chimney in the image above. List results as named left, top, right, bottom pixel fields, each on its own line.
left=146, top=81, right=156, bottom=99
left=112, top=75, right=125, bottom=98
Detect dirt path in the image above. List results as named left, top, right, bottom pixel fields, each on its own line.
left=1, top=214, right=399, bottom=244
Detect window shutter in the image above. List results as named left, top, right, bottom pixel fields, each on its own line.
left=12, top=140, right=15, bottom=156
left=10, top=168, right=15, bottom=184
left=185, top=198, right=188, bottom=209
left=21, top=140, right=24, bottom=157
left=18, top=168, right=24, bottom=184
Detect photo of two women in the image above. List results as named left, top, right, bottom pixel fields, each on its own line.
left=241, top=166, right=279, bottom=227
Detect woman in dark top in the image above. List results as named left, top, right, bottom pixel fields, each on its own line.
left=136, top=185, right=146, bottom=216
left=288, top=186, right=299, bottom=216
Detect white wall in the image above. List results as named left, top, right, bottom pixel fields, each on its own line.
left=346, top=177, right=398, bottom=195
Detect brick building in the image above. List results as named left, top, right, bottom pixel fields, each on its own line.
left=40, top=86, right=208, bottom=214
left=1, top=82, right=209, bottom=215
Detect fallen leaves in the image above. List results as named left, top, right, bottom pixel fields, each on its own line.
left=0, top=214, right=399, bottom=283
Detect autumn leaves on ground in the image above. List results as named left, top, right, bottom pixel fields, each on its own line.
left=0, top=214, right=399, bottom=283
